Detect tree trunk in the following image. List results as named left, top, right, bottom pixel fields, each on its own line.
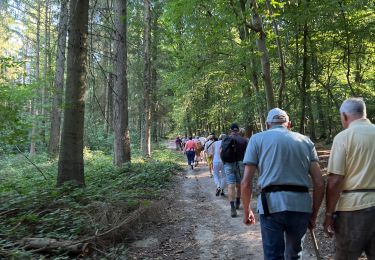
left=48, top=0, right=69, bottom=156
left=142, top=0, right=152, bottom=157
left=57, top=0, right=89, bottom=187
left=30, top=0, right=42, bottom=156
left=299, top=24, right=309, bottom=135
left=105, top=72, right=114, bottom=136
left=250, top=0, right=275, bottom=110
left=265, top=0, right=286, bottom=108
left=113, top=0, right=131, bottom=166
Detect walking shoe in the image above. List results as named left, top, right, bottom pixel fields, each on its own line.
left=236, top=198, right=241, bottom=209
left=220, top=189, right=225, bottom=196
left=190, top=165, right=193, bottom=170
left=231, top=208, right=237, bottom=218
left=215, top=188, right=221, bottom=196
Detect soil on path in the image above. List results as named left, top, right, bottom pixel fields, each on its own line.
left=126, top=142, right=328, bottom=259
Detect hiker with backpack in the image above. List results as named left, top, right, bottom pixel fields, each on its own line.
left=213, top=134, right=226, bottom=196
left=221, top=123, right=248, bottom=217
left=241, top=108, right=325, bottom=259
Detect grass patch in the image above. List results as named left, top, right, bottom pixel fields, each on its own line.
left=0, top=144, right=184, bottom=258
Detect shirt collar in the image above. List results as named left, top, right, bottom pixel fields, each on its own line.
left=349, top=118, right=372, bottom=128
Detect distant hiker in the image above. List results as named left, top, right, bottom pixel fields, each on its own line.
left=324, top=98, right=375, bottom=259
left=194, top=137, right=204, bottom=167
left=221, top=123, right=248, bottom=217
left=183, top=136, right=196, bottom=170
left=175, top=136, right=182, bottom=151
left=241, top=108, right=324, bottom=259
left=204, top=134, right=215, bottom=177
left=213, top=134, right=226, bottom=196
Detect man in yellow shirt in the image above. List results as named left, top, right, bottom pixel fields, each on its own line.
left=324, top=97, right=375, bottom=259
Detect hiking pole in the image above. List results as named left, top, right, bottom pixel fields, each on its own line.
left=309, top=228, right=321, bottom=260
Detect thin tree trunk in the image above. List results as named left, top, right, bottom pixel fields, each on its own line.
left=30, top=0, right=42, bottom=156
left=142, top=0, right=152, bottom=157
left=250, top=0, right=275, bottom=110
left=113, top=0, right=131, bottom=166
left=265, top=0, right=286, bottom=108
left=57, top=0, right=89, bottom=187
left=299, top=24, right=309, bottom=135
left=48, top=0, right=69, bottom=156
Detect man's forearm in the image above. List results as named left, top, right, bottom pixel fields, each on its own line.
left=326, top=174, right=344, bottom=214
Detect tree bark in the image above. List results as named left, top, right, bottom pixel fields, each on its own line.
left=265, top=0, right=286, bottom=108
left=57, top=0, right=89, bottom=186
left=142, top=0, right=152, bottom=157
left=30, top=0, right=42, bottom=156
left=48, top=0, right=69, bottom=156
left=113, top=0, right=131, bottom=166
left=250, top=0, right=275, bottom=110
left=299, top=24, right=309, bottom=135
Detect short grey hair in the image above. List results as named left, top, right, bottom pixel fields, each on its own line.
left=339, top=97, right=366, bottom=117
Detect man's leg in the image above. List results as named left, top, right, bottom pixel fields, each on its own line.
left=235, top=162, right=244, bottom=209
left=334, top=207, right=375, bottom=260
left=224, top=163, right=237, bottom=217
left=260, top=213, right=285, bottom=260
left=284, top=211, right=310, bottom=259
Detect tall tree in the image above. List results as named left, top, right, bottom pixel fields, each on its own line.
left=113, top=0, right=131, bottom=165
left=249, top=0, right=275, bottom=110
left=57, top=0, right=89, bottom=186
left=142, top=0, right=152, bottom=157
left=29, top=0, right=42, bottom=156
left=48, top=0, right=69, bottom=156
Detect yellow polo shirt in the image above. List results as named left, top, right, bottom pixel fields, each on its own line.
left=327, top=118, right=375, bottom=211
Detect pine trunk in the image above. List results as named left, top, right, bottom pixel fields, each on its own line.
left=57, top=0, right=89, bottom=187
left=48, top=0, right=69, bottom=156
left=113, top=0, right=131, bottom=166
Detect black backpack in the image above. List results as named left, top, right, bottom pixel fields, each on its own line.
left=220, top=136, right=237, bottom=163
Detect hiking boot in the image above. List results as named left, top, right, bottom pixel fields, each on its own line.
left=231, top=208, right=237, bottom=218
left=220, top=189, right=225, bottom=196
left=215, top=188, right=220, bottom=196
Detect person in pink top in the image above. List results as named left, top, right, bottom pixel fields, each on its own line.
left=183, top=137, right=196, bottom=170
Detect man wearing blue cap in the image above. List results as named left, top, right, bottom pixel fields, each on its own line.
left=241, top=108, right=324, bottom=259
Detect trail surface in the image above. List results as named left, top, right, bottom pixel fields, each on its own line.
left=127, top=142, right=321, bottom=259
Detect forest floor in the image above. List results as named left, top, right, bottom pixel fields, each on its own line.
left=124, top=141, right=344, bottom=260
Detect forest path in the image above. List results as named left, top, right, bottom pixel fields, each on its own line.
left=126, top=141, right=319, bottom=259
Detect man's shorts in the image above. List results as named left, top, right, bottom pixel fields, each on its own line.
left=206, top=155, right=213, bottom=166
left=223, top=161, right=244, bottom=184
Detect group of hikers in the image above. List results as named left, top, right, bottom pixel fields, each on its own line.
left=176, top=97, right=374, bottom=260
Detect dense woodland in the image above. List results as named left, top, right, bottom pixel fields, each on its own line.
left=0, top=0, right=374, bottom=258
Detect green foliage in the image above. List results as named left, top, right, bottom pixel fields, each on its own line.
left=0, top=145, right=183, bottom=257
left=0, top=57, right=34, bottom=147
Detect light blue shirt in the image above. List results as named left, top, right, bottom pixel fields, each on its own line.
left=243, top=125, right=319, bottom=214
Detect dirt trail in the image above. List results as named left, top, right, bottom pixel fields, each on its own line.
left=127, top=143, right=320, bottom=259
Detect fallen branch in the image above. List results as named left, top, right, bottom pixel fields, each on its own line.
left=0, top=208, right=20, bottom=217
left=21, top=238, right=91, bottom=255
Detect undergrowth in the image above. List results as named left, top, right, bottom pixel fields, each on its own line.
left=0, top=144, right=184, bottom=259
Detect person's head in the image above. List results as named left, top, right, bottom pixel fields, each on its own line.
left=266, top=108, right=291, bottom=130
left=339, top=97, right=367, bottom=128
left=219, top=134, right=226, bottom=140
left=207, top=134, right=214, bottom=140
left=188, top=136, right=192, bottom=140
left=230, top=123, right=239, bottom=134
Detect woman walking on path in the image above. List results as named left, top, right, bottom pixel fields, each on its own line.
left=212, top=134, right=226, bottom=196
left=183, top=137, right=196, bottom=170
